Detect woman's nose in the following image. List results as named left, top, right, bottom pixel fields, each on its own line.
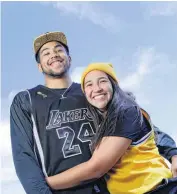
left=93, top=84, right=102, bottom=92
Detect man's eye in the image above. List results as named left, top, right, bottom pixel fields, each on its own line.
left=57, top=49, right=63, bottom=53
left=55, top=49, right=63, bottom=53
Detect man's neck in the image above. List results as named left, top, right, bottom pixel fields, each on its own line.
left=45, top=74, right=72, bottom=89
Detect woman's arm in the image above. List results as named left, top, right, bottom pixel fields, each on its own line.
left=46, top=106, right=140, bottom=190
left=46, top=136, right=131, bottom=190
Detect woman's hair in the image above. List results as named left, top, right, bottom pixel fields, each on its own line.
left=88, top=76, right=143, bottom=152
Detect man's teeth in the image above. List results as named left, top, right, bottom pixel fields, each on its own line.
left=50, top=61, right=62, bottom=65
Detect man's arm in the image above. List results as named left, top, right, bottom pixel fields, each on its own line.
left=154, top=125, right=177, bottom=162
left=10, top=91, right=53, bottom=194
left=154, top=125, right=177, bottom=177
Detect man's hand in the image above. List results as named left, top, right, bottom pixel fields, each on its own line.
left=171, top=155, right=177, bottom=177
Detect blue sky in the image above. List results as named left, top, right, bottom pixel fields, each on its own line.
left=1, top=1, right=177, bottom=193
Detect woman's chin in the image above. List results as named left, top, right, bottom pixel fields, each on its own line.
left=90, top=100, right=107, bottom=110
left=96, top=105, right=107, bottom=112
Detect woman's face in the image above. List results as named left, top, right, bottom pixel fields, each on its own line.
left=84, top=70, right=113, bottom=111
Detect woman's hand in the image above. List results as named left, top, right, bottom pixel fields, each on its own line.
left=46, top=176, right=57, bottom=190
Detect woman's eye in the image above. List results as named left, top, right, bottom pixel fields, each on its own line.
left=86, top=84, right=92, bottom=87
left=43, top=52, right=50, bottom=56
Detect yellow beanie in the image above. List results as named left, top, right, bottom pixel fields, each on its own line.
left=81, top=62, right=118, bottom=91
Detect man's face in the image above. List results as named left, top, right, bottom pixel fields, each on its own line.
left=38, top=41, right=71, bottom=78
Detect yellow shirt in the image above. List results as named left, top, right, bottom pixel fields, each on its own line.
left=106, top=110, right=172, bottom=194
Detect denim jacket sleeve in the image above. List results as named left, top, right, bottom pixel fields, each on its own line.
left=154, top=125, right=177, bottom=162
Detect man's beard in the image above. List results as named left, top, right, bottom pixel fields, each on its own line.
left=41, top=63, right=70, bottom=78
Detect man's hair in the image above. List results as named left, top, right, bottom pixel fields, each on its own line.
left=36, top=42, right=70, bottom=63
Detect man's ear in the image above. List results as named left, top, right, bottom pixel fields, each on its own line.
left=38, top=63, right=43, bottom=73
left=69, top=55, right=72, bottom=63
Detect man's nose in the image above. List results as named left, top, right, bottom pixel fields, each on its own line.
left=51, top=50, right=59, bottom=59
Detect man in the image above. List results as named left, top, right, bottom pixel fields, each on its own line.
left=10, top=31, right=177, bottom=194
left=10, top=31, right=109, bottom=194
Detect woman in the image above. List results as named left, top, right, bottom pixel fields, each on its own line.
left=46, top=63, right=172, bottom=194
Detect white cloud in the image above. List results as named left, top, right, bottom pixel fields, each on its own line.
left=119, top=47, right=155, bottom=92
left=8, top=90, right=20, bottom=103
left=0, top=120, right=11, bottom=156
left=113, top=47, right=176, bottom=106
left=47, top=2, right=120, bottom=33
left=0, top=119, right=25, bottom=193
left=1, top=89, right=23, bottom=121
left=1, top=89, right=23, bottom=189
left=1, top=180, right=25, bottom=194
left=71, top=66, right=85, bottom=83
left=147, top=2, right=177, bottom=17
